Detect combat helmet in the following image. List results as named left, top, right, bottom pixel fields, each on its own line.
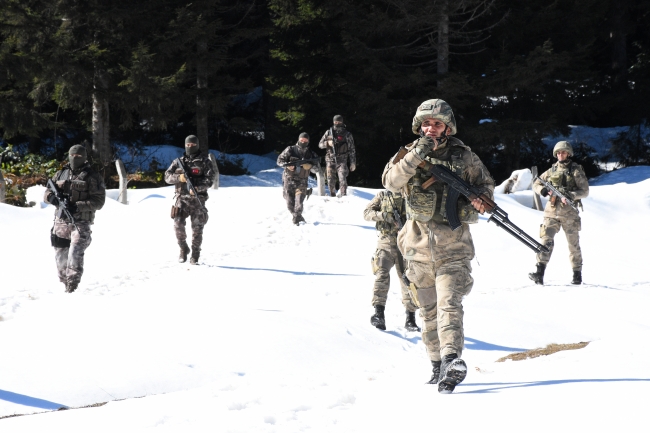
left=553, top=141, right=574, bottom=157
left=411, top=99, right=457, bottom=136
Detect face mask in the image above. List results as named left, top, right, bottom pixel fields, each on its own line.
left=69, top=156, right=85, bottom=170
left=185, top=145, right=199, bottom=156
left=298, top=141, right=309, bottom=148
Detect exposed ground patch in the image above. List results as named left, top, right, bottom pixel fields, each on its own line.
left=496, top=342, right=589, bottom=362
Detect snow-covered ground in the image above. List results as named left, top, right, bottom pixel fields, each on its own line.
left=1, top=156, right=649, bottom=432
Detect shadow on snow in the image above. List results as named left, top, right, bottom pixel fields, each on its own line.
left=458, top=378, right=650, bottom=394
left=0, top=389, right=67, bottom=410
left=464, top=337, right=528, bottom=352
left=215, top=265, right=363, bottom=277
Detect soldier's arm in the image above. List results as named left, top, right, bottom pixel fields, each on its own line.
left=347, top=133, right=356, bottom=164
left=570, top=165, right=589, bottom=200
left=463, top=152, right=495, bottom=200
left=164, top=160, right=182, bottom=184
left=382, top=144, right=419, bottom=193
left=318, top=132, right=329, bottom=149
left=43, top=171, right=61, bottom=204
left=362, top=192, right=384, bottom=222
left=277, top=147, right=293, bottom=167
left=532, top=169, right=551, bottom=196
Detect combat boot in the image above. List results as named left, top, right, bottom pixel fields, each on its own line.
left=571, top=270, right=582, bottom=285
left=190, top=250, right=200, bottom=265
left=426, top=360, right=441, bottom=384
left=528, top=263, right=546, bottom=285
left=329, top=190, right=336, bottom=197
left=340, top=185, right=347, bottom=196
left=405, top=311, right=420, bottom=332
left=292, top=214, right=305, bottom=225
left=179, top=243, right=190, bottom=263
left=370, top=305, right=386, bottom=330
left=65, top=282, right=78, bottom=293
left=438, top=353, right=467, bottom=394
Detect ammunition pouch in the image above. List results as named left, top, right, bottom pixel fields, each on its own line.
left=50, top=228, right=71, bottom=248
left=171, top=205, right=181, bottom=218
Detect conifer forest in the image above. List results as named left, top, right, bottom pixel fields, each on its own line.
left=1, top=0, right=649, bottom=186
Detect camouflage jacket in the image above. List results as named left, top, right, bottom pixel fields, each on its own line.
left=277, top=144, right=319, bottom=183
left=164, top=154, right=216, bottom=200
left=363, top=190, right=405, bottom=245
left=318, top=127, right=356, bottom=165
left=533, top=159, right=589, bottom=219
left=382, top=137, right=494, bottom=263
left=44, top=163, right=106, bottom=223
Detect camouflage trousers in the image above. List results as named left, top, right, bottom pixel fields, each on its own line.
left=536, top=216, right=583, bottom=271
left=283, top=179, right=309, bottom=217
left=371, top=243, right=418, bottom=313
left=173, top=196, right=209, bottom=255
left=405, top=259, right=474, bottom=362
left=53, top=218, right=92, bottom=286
left=326, top=158, right=349, bottom=196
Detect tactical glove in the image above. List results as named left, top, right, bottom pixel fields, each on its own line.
left=302, top=163, right=312, bottom=170
left=179, top=173, right=187, bottom=183
left=350, top=162, right=356, bottom=172
left=414, top=136, right=437, bottom=159
left=540, top=187, right=549, bottom=197
left=49, top=193, right=60, bottom=207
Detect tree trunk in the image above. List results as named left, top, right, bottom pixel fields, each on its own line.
left=437, top=0, right=449, bottom=88
left=92, top=70, right=111, bottom=165
left=197, top=36, right=209, bottom=156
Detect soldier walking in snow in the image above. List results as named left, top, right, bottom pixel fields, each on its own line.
left=318, top=115, right=356, bottom=197
left=528, top=141, right=589, bottom=285
left=165, top=135, right=216, bottom=265
left=44, top=144, right=106, bottom=293
left=382, top=99, right=495, bottom=393
left=363, top=190, right=419, bottom=332
left=277, top=132, right=320, bottom=225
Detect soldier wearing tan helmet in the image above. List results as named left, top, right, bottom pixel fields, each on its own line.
left=528, top=141, right=589, bottom=285
left=382, top=99, right=495, bottom=393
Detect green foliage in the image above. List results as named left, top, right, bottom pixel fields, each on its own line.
left=217, top=155, right=249, bottom=176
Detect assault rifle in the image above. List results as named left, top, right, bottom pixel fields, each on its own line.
left=328, top=127, right=337, bottom=157
left=534, top=176, right=579, bottom=212
left=282, top=157, right=320, bottom=175
left=392, top=147, right=549, bottom=254
left=46, top=178, right=78, bottom=230
left=175, top=158, right=207, bottom=212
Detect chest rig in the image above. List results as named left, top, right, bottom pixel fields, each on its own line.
left=329, top=129, right=349, bottom=155
left=56, top=167, right=91, bottom=203
left=377, top=192, right=403, bottom=235
left=548, top=161, right=582, bottom=208
left=405, top=143, right=478, bottom=225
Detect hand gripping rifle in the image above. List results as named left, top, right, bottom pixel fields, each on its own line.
left=46, top=178, right=78, bottom=231
left=534, top=176, right=579, bottom=212
left=386, top=192, right=405, bottom=230
left=393, top=147, right=549, bottom=254
left=282, top=157, right=321, bottom=175
left=175, top=158, right=207, bottom=212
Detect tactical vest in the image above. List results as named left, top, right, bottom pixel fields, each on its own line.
left=55, top=167, right=94, bottom=221
left=548, top=161, right=582, bottom=206
left=328, top=129, right=349, bottom=155
left=405, top=143, right=478, bottom=225
left=175, top=156, right=209, bottom=196
left=376, top=192, right=404, bottom=236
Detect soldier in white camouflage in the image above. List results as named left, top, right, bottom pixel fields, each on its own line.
left=382, top=99, right=495, bottom=393
left=165, top=135, right=216, bottom=265
left=277, top=132, right=320, bottom=225
left=44, top=144, right=106, bottom=293
left=528, top=141, right=589, bottom=285
left=363, top=190, right=419, bottom=332
left=318, top=115, right=356, bottom=197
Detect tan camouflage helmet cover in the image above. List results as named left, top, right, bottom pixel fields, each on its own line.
left=553, top=140, right=574, bottom=157
left=411, top=99, right=457, bottom=136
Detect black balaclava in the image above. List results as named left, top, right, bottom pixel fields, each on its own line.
left=298, top=132, right=310, bottom=148
left=185, top=135, right=200, bottom=156
left=68, top=145, right=87, bottom=170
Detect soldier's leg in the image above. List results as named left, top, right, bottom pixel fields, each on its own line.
left=189, top=206, right=209, bottom=258
left=371, top=249, right=394, bottom=307
left=337, top=162, right=350, bottom=196
left=65, top=221, right=93, bottom=287
left=53, top=219, right=73, bottom=285
left=536, top=217, right=560, bottom=265
left=405, top=260, right=440, bottom=361
left=293, top=185, right=307, bottom=217
left=173, top=206, right=189, bottom=247
left=435, top=260, right=473, bottom=359
left=393, top=246, right=417, bottom=312
left=563, top=216, right=583, bottom=272
left=326, top=160, right=337, bottom=196
left=284, top=183, right=296, bottom=214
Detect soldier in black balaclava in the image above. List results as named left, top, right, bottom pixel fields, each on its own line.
left=43, top=144, right=106, bottom=293
left=318, top=115, right=356, bottom=197
left=164, top=135, right=216, bottom=264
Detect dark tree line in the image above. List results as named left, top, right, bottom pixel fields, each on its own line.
left=2, top=0, right=649, bottom=185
